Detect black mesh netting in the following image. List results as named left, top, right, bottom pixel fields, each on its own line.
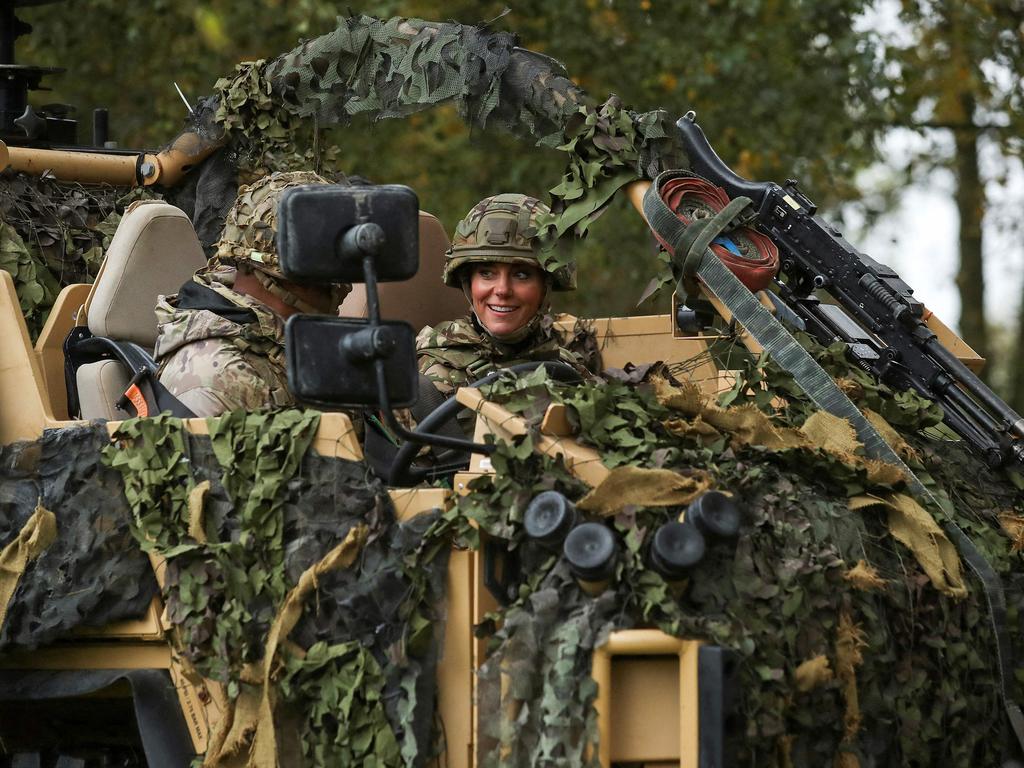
left=0, top=425, right=159, bottom=650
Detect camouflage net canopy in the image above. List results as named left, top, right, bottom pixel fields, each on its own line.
left=444, top=335, right=1024, bottom=768
left=197, top=14, right=684, bottom=248
left=0, top=175, right=148, bottom=338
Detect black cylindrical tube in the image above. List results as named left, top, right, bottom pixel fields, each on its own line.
left=92, top=108, right=109, bottom=147
left=687, top=491, right=741, bottom=540
left=649, top=521, right=705, bottom=580
left=564, top=522, right=618, bottom=583
left=925, top=335, right=1024, bottom=439
left=524, top=491, right=577, bottom=550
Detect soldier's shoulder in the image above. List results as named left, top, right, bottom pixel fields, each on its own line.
left=416, top=317, right=476, bottom=351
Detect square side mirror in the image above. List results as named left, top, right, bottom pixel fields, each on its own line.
left=285, top=315, right=418, bottom=409
left=277, top=184, right=420, bottom=283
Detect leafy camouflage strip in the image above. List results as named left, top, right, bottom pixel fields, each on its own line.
left=102, top=411, right=449, bottom=765
left=540, top=96, right=684, bottom=249
left=478, top=564, right=613, bottom=768
left=213, top=15, right=519, bottom=159
left=203, top=15, right=682, bottom=251
left=449, top=353, right=1023, bottom=767
left=0, top=425, right=158, bottom=650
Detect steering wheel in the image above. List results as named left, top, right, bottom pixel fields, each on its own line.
left=387, top=360, right=583, bottom=486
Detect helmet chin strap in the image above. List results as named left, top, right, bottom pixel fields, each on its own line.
left=462, top=275, right=551, bottom=345
left=253, top=268, right=337, bottom=315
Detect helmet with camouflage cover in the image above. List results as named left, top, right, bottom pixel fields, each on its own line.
left=215, top=170, right=328, bottom=277
left=443, top=194, right=576, bottom=291
left=214, top=170, right=349, bottom=313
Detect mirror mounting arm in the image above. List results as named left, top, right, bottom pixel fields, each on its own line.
left=352, top=231, right=495, bottom=456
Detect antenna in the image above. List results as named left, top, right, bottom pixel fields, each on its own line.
left=173, top=82, right=194, bottom=115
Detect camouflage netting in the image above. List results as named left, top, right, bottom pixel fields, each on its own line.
left=102, top=411, right=450, bottom=767
left=0, top=173, right=153, bottom=338
left=0, top=425, right=158, bottom=649
left=175, top=14, right=683, bottom=252
left=443, top=337, right=1024, bottom=767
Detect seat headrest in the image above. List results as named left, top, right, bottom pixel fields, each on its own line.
left=85, top=200, right=207, bottom=348
left=338, top=211, right=466, bottom=329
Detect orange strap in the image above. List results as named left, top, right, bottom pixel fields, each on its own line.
left=124, top=384, right=149, bottom=418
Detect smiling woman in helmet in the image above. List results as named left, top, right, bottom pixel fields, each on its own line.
left=416, top=193, right=588, bottom=397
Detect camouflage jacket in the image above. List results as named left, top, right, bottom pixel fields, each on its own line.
left=154, top=266, right=292, bottom=417
left=415, top=314, right=587, bottom=396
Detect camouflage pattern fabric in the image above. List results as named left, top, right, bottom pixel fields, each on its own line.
left=214, top=170, right=350, bottom=315
left=103, top=412, right=448, bottom=766
left=416, top=314, right=586, bottom=398
left=154, top=265, right=292, bottom=417
left=0, top=425, right=158, bottom=650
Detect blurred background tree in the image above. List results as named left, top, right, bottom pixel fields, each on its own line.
left=869, top=0, right=1024, bottom=396
left=12, top=0, right=1024, bottom=400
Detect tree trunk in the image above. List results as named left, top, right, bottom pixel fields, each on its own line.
left=1011, top=281, right=1024, bottom=411
left=952, top=92, right=988, bottom=373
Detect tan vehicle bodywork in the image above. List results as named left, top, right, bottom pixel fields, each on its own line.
left=0, top=263, right=723, bottom=767
left=0, top=199, right=983, bottom=766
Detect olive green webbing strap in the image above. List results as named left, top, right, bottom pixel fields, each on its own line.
left=643, top=170, right=1024, bottom=750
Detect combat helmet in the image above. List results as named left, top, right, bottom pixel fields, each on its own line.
left=443, top=194, right=576, bottom=291
left=215, top=171, right=349, bottom=313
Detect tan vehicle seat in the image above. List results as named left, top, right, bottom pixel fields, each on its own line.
left=75, top=200, right=207, bottom=420
left=339, top=211, right=465, bottom=330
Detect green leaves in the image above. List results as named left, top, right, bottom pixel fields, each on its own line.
left=541, top=96, right=681, bottom=247
left=105, top=410, right=320, bottom=682
left=280, top=641, right=402, bottom=767
left=0, top=221, right=59, bottom=339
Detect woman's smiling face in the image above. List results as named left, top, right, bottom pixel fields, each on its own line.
left=469, top=262, right=546, bottom=336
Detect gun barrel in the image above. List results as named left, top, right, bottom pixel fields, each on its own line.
left=924, top=335, right=1024, bottom=440
left=5, top=143, right=140, bottom=185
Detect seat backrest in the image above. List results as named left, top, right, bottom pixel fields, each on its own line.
left=338, top=211, right=466, bottom=331
left=83, top=199, right=207, bottom=349
left=76, top=200, right=207, bottom=420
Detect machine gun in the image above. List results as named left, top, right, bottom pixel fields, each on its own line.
left=675, top=112, right=1024, bottom=471
left=0, top=0, right=221, bottom=187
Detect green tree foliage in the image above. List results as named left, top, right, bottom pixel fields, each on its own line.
left=17, top=0, right=887, bottom=319
left=871, top=0, right=1024, bottom=389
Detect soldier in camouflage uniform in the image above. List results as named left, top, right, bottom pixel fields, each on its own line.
left=416, top=194, right=586, bottom=398
left=155, top=171, right=350, bottom=417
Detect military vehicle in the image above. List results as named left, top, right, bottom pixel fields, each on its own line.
left=2, top=9, right=1023, bottom=768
